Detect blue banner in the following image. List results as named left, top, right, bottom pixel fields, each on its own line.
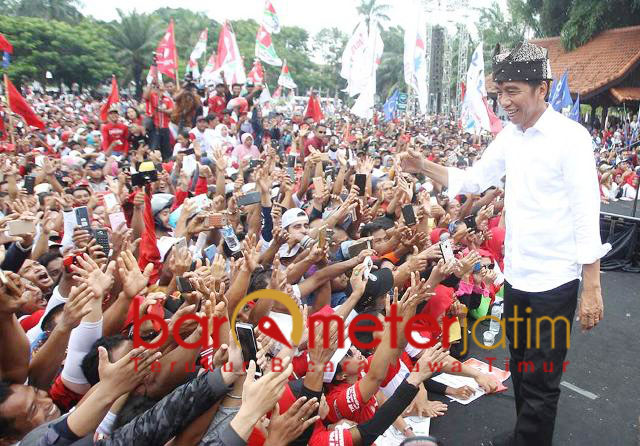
left=549, top=70, right=572, bottom=113
left=383, top=90, right=399, bottom=122
left=568, top=94, right=580, bottom=122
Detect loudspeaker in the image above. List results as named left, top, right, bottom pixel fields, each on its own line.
left=429, top=26, right=445, bottom=94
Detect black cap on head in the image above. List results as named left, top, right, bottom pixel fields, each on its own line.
left=492, top=41, right=552, bottom=83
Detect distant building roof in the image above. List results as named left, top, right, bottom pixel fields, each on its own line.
left=487, top=25, right=640, bottom=102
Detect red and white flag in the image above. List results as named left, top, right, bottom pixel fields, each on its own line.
left=214, top=22, right=246, bottom=85
left=277, top=60, right=297, bottom=90
left=190, top=28, right=208, bottom=60
left=155, top=19, right=178, bottom=80
left=99, top=75, right=120, bottom=122
left=262, top=0, right=281, bottom=34
left=255, top=25, right=282, bottom=66
left=201, top=52, right=218, bottom=83
left=247, top=60, right=266, bottom=85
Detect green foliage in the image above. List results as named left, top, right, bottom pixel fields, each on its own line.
left=475, top=1, right=526, bottom=72
left=505, top=0, right=640, bottom=50
left=357, top=0, right=391, bottom=31
left=313, top=27, right=349, bottom=94
left=0, top=15, right=122, bottom=88
left=376, top=25, right=405, bottom=99
left=13, top=0, right=83, bottom=22
left=560, top=0, right=640, bottom=50
left=107, top=9, right=160, bottom=97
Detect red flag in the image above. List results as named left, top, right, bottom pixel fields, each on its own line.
left=0, top=33, right=13, bottom=54
left=99, top=75, right=120, bottom=122
left=137, top=186, right=161, bottom=284
left=155, top=19, right=178, bottom=80
left=215, top=22, right=246, bottom=85
left=4, top=75, right=45, bottom=130
left=247, top=60, right=265, bottom=85
left=0, top=101, right=7, bottom=141
left=304, top=93, right=324, bottom=123
left=482, top=97, right=503, bottom=135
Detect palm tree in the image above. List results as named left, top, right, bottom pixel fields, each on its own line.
left=356, top=0, right=391, bottom=31
left=109, top=9, right=160, bottom=98
left=15, top=0, right=82, bottom=22
left=376, top=25, right=405, bottom=98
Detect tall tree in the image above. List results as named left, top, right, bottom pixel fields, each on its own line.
left=475, top=1, right=525, bottom=71
left=0, top=15, right=122, bottom=88
left=509, top=0, right=640, bottom=49
left=14, top=0, right=83, bottom=22
left=356, top=0, right=391, bottom=31
left=560, top=0, right=640, bottom=49
left=0, top=0, right=19, bottom=14
left=313, top=27, right=348, bottom=96
left=376, top=25, right=405, bottom=98
left=108, top=9, right=160, bottom=97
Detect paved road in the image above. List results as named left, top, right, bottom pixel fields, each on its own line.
left=427, top=271, right=639, bottom=445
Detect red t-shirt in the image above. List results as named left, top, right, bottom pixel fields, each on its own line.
left=303, top=136, right=326, bottom=158
left=208, top=95, right=227, bottom=117
left=326, top=379, right=378, bottom=424
left=101, top=122, right=129, bottom=154
left=309, top=422, right=354, bottom=446
left=151, top=93, right=174, bottom=129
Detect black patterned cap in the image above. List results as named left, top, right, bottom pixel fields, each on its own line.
left=492, top=41, right=552, bottom=83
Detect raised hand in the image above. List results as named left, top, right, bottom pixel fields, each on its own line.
left=0, top=271, right=26, bottom=314
left=97, top=345, right=161, bottom=394
left=71, top=253, right=116, bottom=300
left=58, top=283, right=95, bottom=332
left=408, top=342, right=450, bottom=383
left=265, top=399, right=320, bottom=446
left=117, top=250, right=153, bottom=299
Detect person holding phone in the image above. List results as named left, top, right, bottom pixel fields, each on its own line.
left=401, top=41, right=610, bottom=446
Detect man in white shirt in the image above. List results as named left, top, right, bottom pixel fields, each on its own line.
left=401, top=41, right=609, bottom=446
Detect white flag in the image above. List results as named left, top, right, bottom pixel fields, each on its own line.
left=350, top=21, right=383, bottom=118
left=189, top=29, right=208, bottom=61
left=460, top=43, right=491, bottom=133
left=277, top=60, right=297, bottom=90
left=340, top=21, right=369, bottom=96
left=403, top=0, right=428, bottom=113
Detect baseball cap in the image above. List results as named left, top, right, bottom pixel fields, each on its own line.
left=354, top=268, right=394, bottom=313
left=281, top=208, right=308, bottom=229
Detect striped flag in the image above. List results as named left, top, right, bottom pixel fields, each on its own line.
left=262, top=0, right=281, bottom=34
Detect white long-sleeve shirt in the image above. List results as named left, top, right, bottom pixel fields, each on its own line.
left=447, top=105, right=610, bottom=292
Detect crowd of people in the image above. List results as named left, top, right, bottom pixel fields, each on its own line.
left=0, top=69, right=631, bottom=446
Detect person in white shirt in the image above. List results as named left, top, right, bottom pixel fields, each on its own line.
left=401, top=41, right=609, bottom=446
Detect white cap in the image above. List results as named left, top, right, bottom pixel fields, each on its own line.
left=157, top=236, right=180, bottom=262
left=281, top=208, right=308, bottom=229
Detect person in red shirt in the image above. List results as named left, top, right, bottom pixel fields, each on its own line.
left=100, top=105, right=129, bottom=156
left=298, top=123, right=328, bottom=160
left=207, top=83, right=227, bottom=119
left=149, top=86, right=174, bottom=161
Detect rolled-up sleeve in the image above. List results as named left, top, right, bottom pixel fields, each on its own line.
left=562, top=132, right=611, bottom=264
left=446, top=136, right=506, bottom=198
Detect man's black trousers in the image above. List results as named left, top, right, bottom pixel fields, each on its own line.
left=503, top=279, right=579, bottom=446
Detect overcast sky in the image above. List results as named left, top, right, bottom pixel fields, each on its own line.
left=81, top=0, right=507, bottom=39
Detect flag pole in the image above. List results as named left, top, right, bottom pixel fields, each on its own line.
left=3, top=73, right=15, bottom=146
